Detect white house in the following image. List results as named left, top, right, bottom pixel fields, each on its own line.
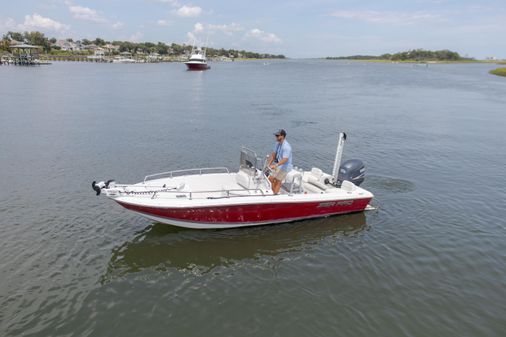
left=87, top=47, right=105, bottom=60
left=55, top=39, right=80, bottom=51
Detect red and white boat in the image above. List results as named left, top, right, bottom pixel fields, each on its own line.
left=93, top=133, right=373, bottom=229
left=184, top=44, right=210, bottom=71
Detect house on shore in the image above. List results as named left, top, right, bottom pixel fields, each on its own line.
left=54, top=39, right=83, bottom=51
left=147, top=52, right=161, bottom=62
left=103, top=44, right=120, bottom=55
left=87, top=47, right=106, bottom=61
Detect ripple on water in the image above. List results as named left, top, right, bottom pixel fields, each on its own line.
left=364, top=175, right=416, bottom=194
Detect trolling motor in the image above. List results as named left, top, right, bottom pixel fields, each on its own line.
left=327, top=132, right=366, bottom=187
left=92, top=180, right=115, bottom=196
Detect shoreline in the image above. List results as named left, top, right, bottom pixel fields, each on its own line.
left=323, top=58, right=504, bottom=64
left=490, top=67, right=506, bottom=77
left=34, top=54, right=283, bottom=63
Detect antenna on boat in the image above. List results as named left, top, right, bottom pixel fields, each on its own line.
left=332, top=132, right=347, bottom=184
left=203, top=34, right=209, bottom=57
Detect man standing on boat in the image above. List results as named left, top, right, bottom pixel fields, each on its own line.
left=267, top=129, right=293, bottom=194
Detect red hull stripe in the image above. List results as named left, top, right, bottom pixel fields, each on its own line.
left=116, top=198, right=372, bottom=225
left=186, top=64, right=209, bottom=70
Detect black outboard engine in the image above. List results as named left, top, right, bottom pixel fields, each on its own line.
left=337, top=159, right=365, bottom=186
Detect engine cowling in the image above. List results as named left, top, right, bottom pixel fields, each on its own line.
left=338, top=159, right=365, bottom=186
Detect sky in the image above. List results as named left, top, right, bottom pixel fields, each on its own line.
left=1, top=0, right=505, bottom=58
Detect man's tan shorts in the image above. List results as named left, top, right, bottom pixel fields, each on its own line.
left=272, top=167, right=288, bottom=182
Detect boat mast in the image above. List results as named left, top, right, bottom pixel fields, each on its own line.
left=203, top=35, right=209, bottom=58
left=190, top=39, right=196, bottom=56
left=332, top=132, right=347, bottom=183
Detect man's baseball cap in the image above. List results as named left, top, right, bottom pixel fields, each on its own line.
left=274, top=129, right=286, bottom=137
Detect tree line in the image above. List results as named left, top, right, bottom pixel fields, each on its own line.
left=1, top=31, right=52, bottom=52
left=326, top=49, right=471, bottom=61
left=1, top=31, right=285, bottom=59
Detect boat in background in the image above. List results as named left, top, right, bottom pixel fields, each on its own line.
left=112, top=57, right=137, bottom=63
left=92, top=133, right=374, bottom=229
left=185, top=42, right=210, bottom=71
left=112, top=52, right=137, bottom=63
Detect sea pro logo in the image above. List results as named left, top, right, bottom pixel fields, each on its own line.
left=318, top=200, right=353, bottom=208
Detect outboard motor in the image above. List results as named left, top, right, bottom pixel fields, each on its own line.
left=337, top=159, right=365, bottom=186
left=330, top=132, right=366, bottom=187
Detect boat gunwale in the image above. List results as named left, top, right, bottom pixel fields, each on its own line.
left=112, top=191, right=373, bottom=209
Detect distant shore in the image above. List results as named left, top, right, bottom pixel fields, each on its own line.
left=324, top=58, right=504, bottom=64
left=1, top=30, right=286, bottom=66
left=324, top=49, right=505, bottom=64
left=32, top=55, right=279, bottom=63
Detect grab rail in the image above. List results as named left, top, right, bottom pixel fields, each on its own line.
left=113, top=184, right=272, bottom=200
left=143, top=167, right=230, bottom=183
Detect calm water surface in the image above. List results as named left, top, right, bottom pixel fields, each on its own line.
left=1, top=60, right=505, bottom=336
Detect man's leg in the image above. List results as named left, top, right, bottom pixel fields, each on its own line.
left=272, top=178, right=281, bottom=194
left=268, top=175, right=278, bottom=193
left=268, top=171, right=278, bottom=193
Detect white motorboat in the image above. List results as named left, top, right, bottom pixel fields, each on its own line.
left=112, top=57, right=137, bottom=63
left=92, top=133, right=373, bottom=229
left=112, top=52, right=137, bottom=63
left=185, top=43, right=210, bottom=70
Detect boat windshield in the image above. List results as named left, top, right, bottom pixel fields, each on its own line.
left=240, top=147, right=260, bottom=173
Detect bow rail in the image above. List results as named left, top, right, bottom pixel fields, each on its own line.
left=143, top=167, right=230, bottom=184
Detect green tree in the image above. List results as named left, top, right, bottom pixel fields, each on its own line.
left=0, top=37, right=10, bottom=52
left=24, top=31, right=50, bottom=52
left=156, top=42, right=168, bottom=55
left=93, top=38, right=106, bottom=46
left=5, top=31, right=24, bottom=42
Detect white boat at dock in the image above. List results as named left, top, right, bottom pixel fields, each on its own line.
left=112, top=52, right=138, bottom=63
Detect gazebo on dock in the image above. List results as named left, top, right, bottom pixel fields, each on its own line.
left=10, top=43, right=42, bottom=65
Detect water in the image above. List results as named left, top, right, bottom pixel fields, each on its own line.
left=1, top=60, right=505, bottom=336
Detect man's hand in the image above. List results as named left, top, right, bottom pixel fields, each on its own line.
left=269, top=164, right=277, bottom=170
left=275, top=158, right=288, bottom=167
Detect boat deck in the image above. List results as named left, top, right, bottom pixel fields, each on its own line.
left=135, top=172, right=270, bottom=198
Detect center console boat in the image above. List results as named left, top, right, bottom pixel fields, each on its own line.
left=92, top=133, right=373, bottom=229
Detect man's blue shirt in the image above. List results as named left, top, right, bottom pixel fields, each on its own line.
left=273, top=140, right=293, bottom=172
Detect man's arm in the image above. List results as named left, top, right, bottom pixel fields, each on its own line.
left=267, top=151, right=276, bottom=166
left=270, top=157, right=287, bottom=169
